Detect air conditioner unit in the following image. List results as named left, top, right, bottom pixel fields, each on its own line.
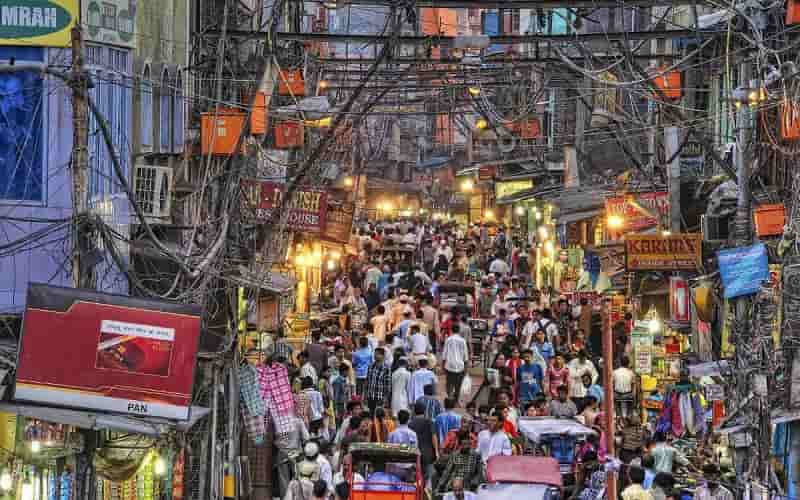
left=701, top=214, right=730, bottom=241
left=134, top=165, right=173, bottom=220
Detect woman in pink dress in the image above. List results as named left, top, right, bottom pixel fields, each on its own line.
left=547, top=354, right=570, bottom=398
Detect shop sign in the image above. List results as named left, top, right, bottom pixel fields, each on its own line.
left=625, top=233, right=702, bottom=271
left=322, top=191, right=355, bottom=244
left=241, top=181, right=328, bottom=233
left=478, top=165, right=496, bottom=181
left=635, top=348, right=652, bottom=374
left=0, top=0, right=77, bottom=46
left=605, top=192, right=669, bottom=231
left=15, top=284, right=202, bottom=420
left=495, top=180, right=533, bottom=200
left=705, top=384, right=724, bottom=401
left=718, top=243, right=769, bottom=299
left=670, top=276, right=691, bottom=323
left=83, top=0, right=136, bottom=48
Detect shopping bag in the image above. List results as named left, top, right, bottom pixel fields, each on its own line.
left=460, top=374, right=473, bottom=404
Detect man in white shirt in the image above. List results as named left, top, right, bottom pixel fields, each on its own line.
left=443, top=479, right=477, bottom=500
left=613, top=355, right=637, bottom=418
left=407, top=358, right=436, bottom=404
left=435, top=240, right=454, bottom=263
left=407, top=324, right=431, bottom=366
left=694, top=464, right=733, bottom=500
left=567, top=350, right=599, bottom=400
left=477, top=407, right=512, bottom=463
left=489, top=256, right=510, bottom=277
left=442, top=324, right=470, bottom=400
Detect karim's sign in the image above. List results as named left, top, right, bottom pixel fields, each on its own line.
left=15, top=284, right=202, bottom=420
left=0, top=1, right=77, bottom=46
left=242, top=180, right=328, bottom=232
left=625, top=233, right=702, bottom=271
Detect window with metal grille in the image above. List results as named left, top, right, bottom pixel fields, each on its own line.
left=160, top=68, right=172, bottom=152
left=172, top=70, right=184, bottom=153
left=86, top=44, right=132, bottom=198
left=135, top=166, right=157, bottom=214
left=102, top=2, right=117, bottom=30
left=141, top=64, right=153, bottom=151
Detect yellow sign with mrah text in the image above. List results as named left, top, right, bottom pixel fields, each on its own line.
left=0, top=1, right=78, bottom=47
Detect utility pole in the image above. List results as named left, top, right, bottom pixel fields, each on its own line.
left=665, top=126, right=681, bottom=233
left=602, top=296, right=617, bottom=500
left=70, top=26, right=90, bottom=290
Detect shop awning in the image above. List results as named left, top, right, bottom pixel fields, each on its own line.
left=0, top=402, right=211, bottom=436
left=553, top=209, right=600, bottom=225
left=233, top=267, right=296, bottom=294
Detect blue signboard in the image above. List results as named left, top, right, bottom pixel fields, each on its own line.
left=717, top=243, right=769, bottom=299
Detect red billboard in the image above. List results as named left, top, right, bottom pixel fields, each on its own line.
left=242, top=181, right=328, bottom=232
left=605, top=191, right=669, bottom=231
left=15, top=284, right=202, bottom=420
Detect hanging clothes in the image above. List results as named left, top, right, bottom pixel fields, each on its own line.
left=670, top=392, right=684, bottom=437
left=258, top=362, right=296, bottom=434
left=679, top=392, right=694, bottom=435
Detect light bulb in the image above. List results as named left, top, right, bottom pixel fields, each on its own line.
left=154, top=455, right=167, bottom=476
left=538, top=226, right=548, bottom=239
left=468, top=87, right=481, bottom=96
left=515, top=206, right=525, bottom=216
left=331, top=251, right=341, bottom=260
left=327, top=260, right=336, bottom=271
left=544, top=240, right=555, bottom=254
left=343, top=176, right=354, bottom=187
left=535, top=211, right=542, bottom=220
left=30, top=440, right=41, bottom=453
left=0, top=470, right=12, bottom=491
left=649, top=318, right=661, bottom=333
left=607, top=215, right=624, bottom=229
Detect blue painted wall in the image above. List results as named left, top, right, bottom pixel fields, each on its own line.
left=0, top=46, right=131, bottom=314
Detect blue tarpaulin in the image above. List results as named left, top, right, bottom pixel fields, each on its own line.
left=717, top=243, right=769, bottom=299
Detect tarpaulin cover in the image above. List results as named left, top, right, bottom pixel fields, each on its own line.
left=517, top=417, right=597, bottom=442
left=478, top=483, right=551, bottom=500
left=485, top=456, right=561, bottom=486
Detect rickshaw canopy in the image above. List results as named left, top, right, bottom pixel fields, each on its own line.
left=348, top=443, right=420, bottom=463
left=485, top=456, right=562, bottom=487
left=517, top=417, right=597, bottom=444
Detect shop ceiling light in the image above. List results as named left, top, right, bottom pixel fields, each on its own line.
left=343, top=176, right=354, bottom=187
left=461, top=179, right=474, bottom=191
left=475, top=119, right=488, bottom=130
left=607, top=214, right=624, bottom=229
left=468, top=87, right=481, bottom=96
left=0, top=471, right=12, bottom=491
left=515, top=206, right=525, bottom=216
left=154, top=455, right=167, bottom=476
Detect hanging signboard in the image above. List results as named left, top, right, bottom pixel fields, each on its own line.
left=625, top=233, right=701, bottom=271
left=15, top=284, right=202, bottom=420
left=322, top=190, right=355, bottom=244
left=83, top=0, right=136, bottom=48
left=705, top=384, right=724, bottom=401
left=605, top=192, right=669, bottom=231
left=670, top=276, right=691, bottom=323
left=478, top=165, right=496, bottom=181
left=495, top=180, right=533, bottom=200
left=241, top=181, right=328, bottom=233
left=635, top=348, right=653, bottom=375
left=718, top=243, right=769, bottom=299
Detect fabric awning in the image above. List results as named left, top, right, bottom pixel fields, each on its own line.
left=0, top=402, right=210, bottom=436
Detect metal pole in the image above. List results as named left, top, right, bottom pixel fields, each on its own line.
left=665, top=126, right=681, bottom=233
left=211, top=367, right=220, bottom=500
left=603, top=297, right=617, bottom=500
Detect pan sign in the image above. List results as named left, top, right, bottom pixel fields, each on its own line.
left=0, top=1, right=78, bottom=46
left=15, top=284, right=202, bottom=420
left=242, top=181, right=328, bottom=232
left=625, top=233, right=702, bottom=271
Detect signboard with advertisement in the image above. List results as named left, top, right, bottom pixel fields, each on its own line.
left=605, top=192, right=669, bottom=231
left=83, top=0, right=136, bottom=48
left=322, top=190, right=355, bottom=244
left=0, top=0, right=78, bottom=47
left=495, top=180, right=533, bottom=200
left=15, top=284, right=202, bottom=420
left=718, top=243, right=769, bottom=299
left=670, top=276, right=691, bottom=323
left=625, top=233, right=702, bottom=271
left=241, top=181, right=328, bottom=232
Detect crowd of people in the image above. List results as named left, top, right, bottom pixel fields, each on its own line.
left=255, top=219, right=730, bottom=500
